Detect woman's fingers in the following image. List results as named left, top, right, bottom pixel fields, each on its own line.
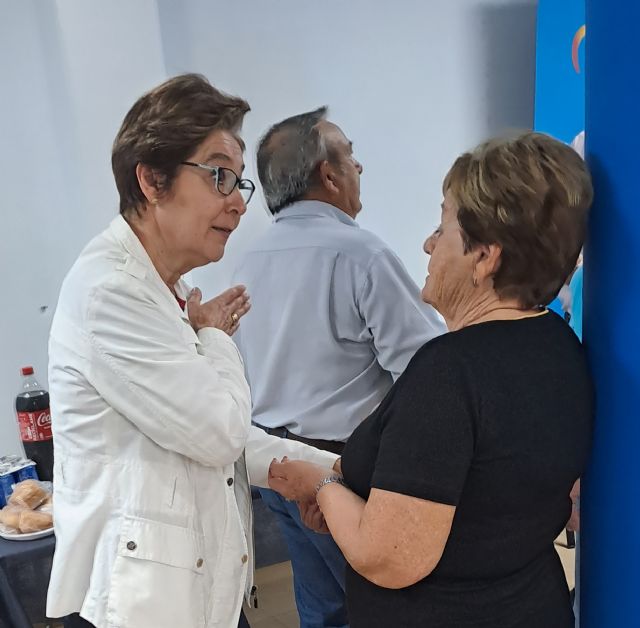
left=227, top=293, right=250, bottom=320
left=268, top=475, right=293, bottom=499
left=269, top=460, right=288, bottom=478
left=188, top=287, right=202, bottom=306
left=223, top=289, right=250, bottom=335
left=235, top=299, right=251, bottom=319
left=268, top=461, right=296, bottom=499
left=218, top=284, right=247, bottom=305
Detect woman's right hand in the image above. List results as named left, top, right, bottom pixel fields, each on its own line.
left=187, top=285, right=250, bottom=335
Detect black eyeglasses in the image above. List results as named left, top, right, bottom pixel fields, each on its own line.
left=181, top=161, right=255, bottom=204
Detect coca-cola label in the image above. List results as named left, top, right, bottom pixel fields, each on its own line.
left=17, top=409, right=52, bottom=442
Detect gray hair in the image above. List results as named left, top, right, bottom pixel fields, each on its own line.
left=257, top=106, right=334, bottom=214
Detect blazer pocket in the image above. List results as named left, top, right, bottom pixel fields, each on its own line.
left=107, top=516, right=207, bottom=628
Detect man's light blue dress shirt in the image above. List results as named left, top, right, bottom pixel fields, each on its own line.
left=233, top=201, right=445, bottom=441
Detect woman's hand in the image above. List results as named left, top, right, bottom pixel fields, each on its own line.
left=268, top=458, right=335, bottom=502
left=567, top=478, right=581, bottom=532
left=298, top=500, right=331, bottom=534
left=187, top=285, right=250, bottom=335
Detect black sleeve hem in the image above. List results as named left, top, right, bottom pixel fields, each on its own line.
left=370, top=473, right=461, bottom=507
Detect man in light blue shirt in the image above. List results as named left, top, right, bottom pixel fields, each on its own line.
left=233, top=107, right=444, bottom=628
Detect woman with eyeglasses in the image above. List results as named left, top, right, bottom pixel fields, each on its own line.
left=46, top=74, right=340, bottom=628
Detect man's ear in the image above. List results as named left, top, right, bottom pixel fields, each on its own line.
left=317, top=160, right=340, bottom=196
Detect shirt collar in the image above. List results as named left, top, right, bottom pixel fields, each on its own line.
left=108, top=215, right=191, bottom=312
left=110, top=214, right=154, bottom=265
left=274, top=200, right=359, bottom=228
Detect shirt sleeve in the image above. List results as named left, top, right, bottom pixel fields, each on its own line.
left=245, top=426, right=340, bottom=488
left=85, top=277, right=251, bottom=468
left=370, top=340, right=476, bottom=506
left=358, top=248, right=446, bottom=380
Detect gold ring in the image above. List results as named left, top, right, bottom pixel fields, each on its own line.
left=231, top=312, right=239, bottom=324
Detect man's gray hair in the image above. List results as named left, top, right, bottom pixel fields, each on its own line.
left=257, top=106, right=334, bottom=214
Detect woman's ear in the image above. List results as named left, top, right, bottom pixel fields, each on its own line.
left=136, top=163, right=166, bottom=204
left=473, top=243, right=502, bottom=284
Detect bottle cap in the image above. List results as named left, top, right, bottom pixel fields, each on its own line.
left=21, top=366, right=34, bottom=376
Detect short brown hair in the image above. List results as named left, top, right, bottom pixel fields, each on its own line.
left=112, top=74, right=250, bottom=216
left=443, top=132, right=593, bottom=309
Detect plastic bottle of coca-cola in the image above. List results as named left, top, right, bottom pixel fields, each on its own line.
left=15, top=366, right=53, bottom=481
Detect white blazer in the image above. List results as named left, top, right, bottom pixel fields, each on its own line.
left=46, top=216, right=338, bottom=628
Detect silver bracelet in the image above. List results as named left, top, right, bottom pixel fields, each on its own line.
left=315, top=475, right=345, bottom=501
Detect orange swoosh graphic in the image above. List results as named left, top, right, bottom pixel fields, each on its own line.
left=572, top=24, right=586, bottom=73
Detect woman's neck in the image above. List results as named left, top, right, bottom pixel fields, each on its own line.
left=445, top=292, right=540, bottom=331
left=126, top=214, right=183, bottom=291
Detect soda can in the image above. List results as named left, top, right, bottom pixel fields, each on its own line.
left=0, top=455, right=20, bottom=467
left=14, top=461, right=39, bottom=482
left=0, top=467, right=14, bottom=508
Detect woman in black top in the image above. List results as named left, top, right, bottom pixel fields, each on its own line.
left=269, top=132, right=594, bottom=627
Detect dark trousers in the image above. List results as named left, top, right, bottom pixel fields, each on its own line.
left=63, top=615, right=94, bottom=628
left=259, top=488, right=348, bottom=628
left=238, top=608, right=251, bottom=627
left=64, top=609, right=251, bottom=627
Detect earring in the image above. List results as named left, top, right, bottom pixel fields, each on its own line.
left=472, top=275, right=479, bottom=288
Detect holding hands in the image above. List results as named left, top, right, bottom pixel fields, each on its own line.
left=268, top=458, right=333, bottom=502
left=269, top=458, right=343, bottom=534
left=298, top=500, right=331, bottom=535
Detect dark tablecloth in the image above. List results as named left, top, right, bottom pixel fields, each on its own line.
left=0, top=494, right=288, bottom=627
left=0, top=533, right=55, bottom=628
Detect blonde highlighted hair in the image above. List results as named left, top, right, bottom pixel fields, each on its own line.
left=443, top=132, right=593, bottom=308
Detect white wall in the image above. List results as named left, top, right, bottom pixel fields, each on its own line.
left=157, top=0, right=537, bottom=296
left=0, top=0, right=536, bottom=455
left=0, top=0, right=168, bottom=455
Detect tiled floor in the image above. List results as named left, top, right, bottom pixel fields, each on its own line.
left=556, top=532, right=577, bottom=590
left=37, top=537, right=576, bottom=627
left=244, top=562, right=298, bottom=628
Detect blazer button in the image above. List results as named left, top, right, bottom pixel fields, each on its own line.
left=227, top=477, right=234, bottom=486
left=241, top=554, right=248, bottom=564
left=196, top=558, right=204, bottom=568
left=126, top=541, right=137, bottom=551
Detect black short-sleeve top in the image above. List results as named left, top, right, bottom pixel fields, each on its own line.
left=341, top=312, right=592, bottom=628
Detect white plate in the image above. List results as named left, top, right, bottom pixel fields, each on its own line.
left=0, top=527, right=54, bottom=541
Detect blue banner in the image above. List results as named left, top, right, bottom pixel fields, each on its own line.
left=534, top=0, right=585, bottom=142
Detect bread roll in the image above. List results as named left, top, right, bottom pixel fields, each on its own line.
left=37, top=494, right=53, bottom=514
left=18, top=508, right=53, bottom=533
left=0, top=505, right=25, bottom=531
left=8, top=479, right=47, bottom=509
